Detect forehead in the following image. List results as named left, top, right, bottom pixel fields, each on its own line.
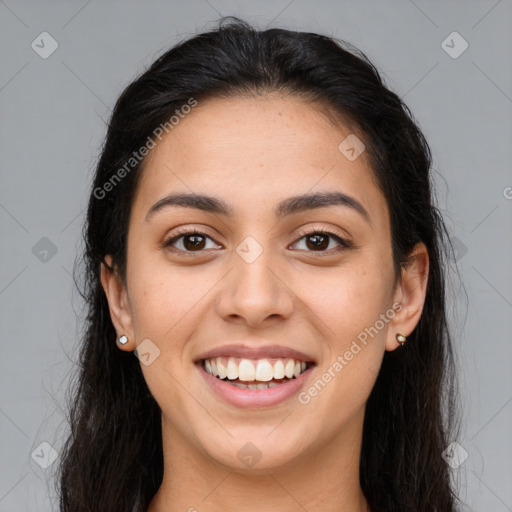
left=132, top=94, right=387, bottom=224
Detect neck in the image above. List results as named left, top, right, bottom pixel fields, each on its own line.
left=147, top=408, right=370, bottom=512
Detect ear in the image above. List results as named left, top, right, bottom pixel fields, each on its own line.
left=386, top=242, right=429, bottom=352
left=100, top=255, right=135, bottom=351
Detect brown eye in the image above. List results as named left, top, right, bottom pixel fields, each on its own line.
left=163, top=229, right=221, bottom=253
left=292, top=229, right=351, bottom=253
left=181, top=234, right=207, bottom=251
left=162, top=228, right=351, bottom=256
left=304, top=233, right=330, bottom=250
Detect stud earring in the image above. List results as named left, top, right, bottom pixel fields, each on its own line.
left=118, top=335, right=129, bottom=345
left=396, top=333, right=407, bottom=345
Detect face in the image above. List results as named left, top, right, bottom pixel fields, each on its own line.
left=102, top=94, right=427, bottom=473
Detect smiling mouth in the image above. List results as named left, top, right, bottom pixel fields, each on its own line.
left=200, top=357, right=315, bottom=389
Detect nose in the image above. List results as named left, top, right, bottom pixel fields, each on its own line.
left=215, top=247, right=294, bottom=328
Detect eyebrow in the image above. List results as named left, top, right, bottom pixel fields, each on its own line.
left=145, top=191, right=371, bottom=225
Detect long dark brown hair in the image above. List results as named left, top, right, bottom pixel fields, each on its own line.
left=56, top=17, right=465, bottom=511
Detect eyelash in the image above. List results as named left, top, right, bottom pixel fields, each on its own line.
left=162, top=227, right=352, bottom=256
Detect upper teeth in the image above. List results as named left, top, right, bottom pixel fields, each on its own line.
left=203, top=357, right=308, bottom=381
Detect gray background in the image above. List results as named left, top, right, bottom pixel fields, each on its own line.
left=1, top=1, right=511, bottom=510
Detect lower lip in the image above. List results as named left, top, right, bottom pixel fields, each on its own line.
left=196, top=362, right=315, bottom=409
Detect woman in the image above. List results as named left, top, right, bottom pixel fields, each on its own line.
left=57, top=17, right=463, bottom=512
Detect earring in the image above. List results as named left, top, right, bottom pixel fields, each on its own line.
left=118, top=335, right=129, bottom=345
left=396, top=333, right=407, bottom=345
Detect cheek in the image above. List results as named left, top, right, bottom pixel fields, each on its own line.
left=301, top=264, right=392, bottom=343
left=125, top=250, right=174, bottom=338
left=298, top=267, right=392, bottom=424
left=126, top=258, right=216, bottom=341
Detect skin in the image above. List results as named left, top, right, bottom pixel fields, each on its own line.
left=101, top=94, right=429, bottom=512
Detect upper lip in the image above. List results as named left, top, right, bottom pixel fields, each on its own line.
left=195, top=343, right=316, bottom=363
